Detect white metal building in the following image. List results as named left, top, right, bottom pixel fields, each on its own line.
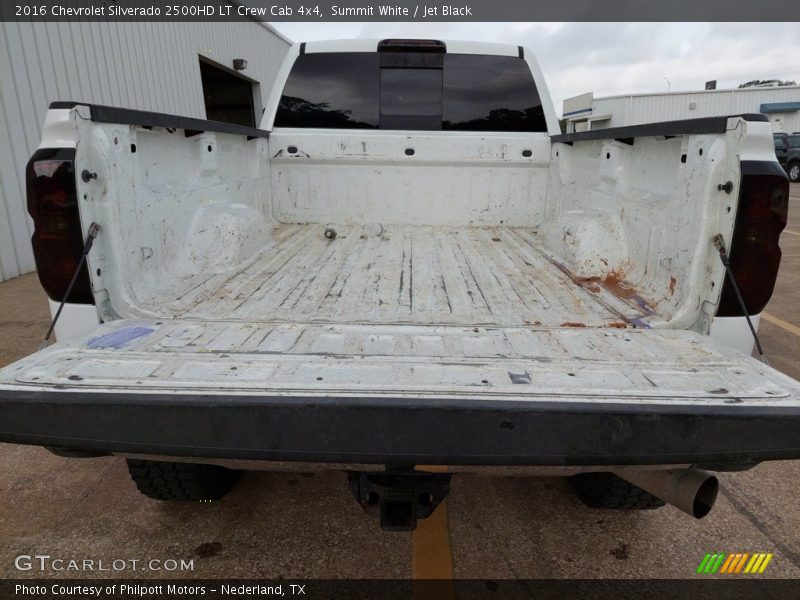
left=0, top=18, right=291, bottom=282
left=564, top=86, right=800, bottom=133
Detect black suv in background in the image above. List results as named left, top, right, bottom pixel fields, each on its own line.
left=774, top=133, right=800, bottom=182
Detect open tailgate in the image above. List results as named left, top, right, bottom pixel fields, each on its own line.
left=2, top=319, right=800, bottom=466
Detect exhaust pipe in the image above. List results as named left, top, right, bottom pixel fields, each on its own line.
left=614, top=468, right=719, bottom=519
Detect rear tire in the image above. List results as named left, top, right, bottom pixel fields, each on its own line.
left=788, top=161, right=800, bottom=183
left=568, top=472, right=665, bottom=510
left=127, top=459, right=240, bottom=501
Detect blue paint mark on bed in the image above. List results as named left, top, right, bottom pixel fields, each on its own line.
left=629, top=317, right=652, bottom=329
left=87, top=326, right=154, bottom=349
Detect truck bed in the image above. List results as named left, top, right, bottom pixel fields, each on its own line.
left=7, top=106, right=800, bottom=470
left=156, top=224, right=646, bottom=327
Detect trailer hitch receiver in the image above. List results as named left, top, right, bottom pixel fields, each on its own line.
left=347, top=470, right=451, bottom=532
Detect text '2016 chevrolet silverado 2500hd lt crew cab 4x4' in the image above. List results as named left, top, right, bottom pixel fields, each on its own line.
left=1, top=39, right=795, bottom=531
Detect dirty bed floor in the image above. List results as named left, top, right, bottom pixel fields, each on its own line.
left=151, top=225, right=646, bottom=327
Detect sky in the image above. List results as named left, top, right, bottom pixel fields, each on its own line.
left=270, top=22, right=800, bottom=116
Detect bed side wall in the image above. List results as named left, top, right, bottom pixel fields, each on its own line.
left=72, top=110, right=274, bottom=319
left=544, top=125, right=749, bottom=329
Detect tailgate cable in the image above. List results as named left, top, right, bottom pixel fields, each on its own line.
left=712, top=234, right=769, bottom=365
left=39, top=222, right=102, bottom=350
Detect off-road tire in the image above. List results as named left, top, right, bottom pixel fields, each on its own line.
left=127, top=459, right=240, bottom=501
left=568, top=472, right=666, bottom=510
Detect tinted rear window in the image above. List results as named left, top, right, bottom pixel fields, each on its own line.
left=274, top=53, right=379, bottom=129
left=788, top=135, right=800, bottom=148
left=442, top=54, right=546, bottom=131
left=274, top=52, right=548, bottom=132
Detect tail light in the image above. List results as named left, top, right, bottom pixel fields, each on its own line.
left=716, top=161, right=788, bottom=316
left=26, top=148, right=94, bottom=304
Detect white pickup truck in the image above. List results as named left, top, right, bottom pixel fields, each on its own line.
left=1, top=39, right=796, bottom=530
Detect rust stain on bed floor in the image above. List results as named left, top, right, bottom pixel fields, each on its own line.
left=600, top=270, right=638, bottom=300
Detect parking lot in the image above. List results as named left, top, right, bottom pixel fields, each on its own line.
left=1, top=184, right=799, bottom=580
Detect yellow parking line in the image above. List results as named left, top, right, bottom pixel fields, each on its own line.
left=413, top=500, right=454, bottom=578
left=413, top=465, right=454, bottom=600
left=762, top=312, right=800, bottom=338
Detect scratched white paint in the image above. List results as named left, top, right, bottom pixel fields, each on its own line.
left=0, top=52, right=789, bottom=416
left=4, top=318, right=800, bottom=408
left=546, top=127, right=749, bottom=331
left=59, top=111, right=758, bottom=335
left=269, top=131, right=552, bottom=227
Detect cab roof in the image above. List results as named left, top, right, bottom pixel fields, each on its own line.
left=300, top=38, right=523, bottom=57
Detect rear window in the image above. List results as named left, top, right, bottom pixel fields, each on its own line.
left=788, top=135, right=800, bottom=148
left=273, top=53, right=379, bottom=129
left=274, top=52, right=548, bottom=132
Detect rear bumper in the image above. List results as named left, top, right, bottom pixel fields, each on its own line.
left=2, top=390, right=800, bottom=466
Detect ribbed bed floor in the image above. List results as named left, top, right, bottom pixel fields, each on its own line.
left=165, top=225, right=644, bottom=327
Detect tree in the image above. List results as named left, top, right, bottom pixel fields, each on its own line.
left=738, top=79, right=797, bottom=88
left=275, top=96, right=376, bottom=129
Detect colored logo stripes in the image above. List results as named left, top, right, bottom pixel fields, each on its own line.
left=697, top=553, right=773, bottom=574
